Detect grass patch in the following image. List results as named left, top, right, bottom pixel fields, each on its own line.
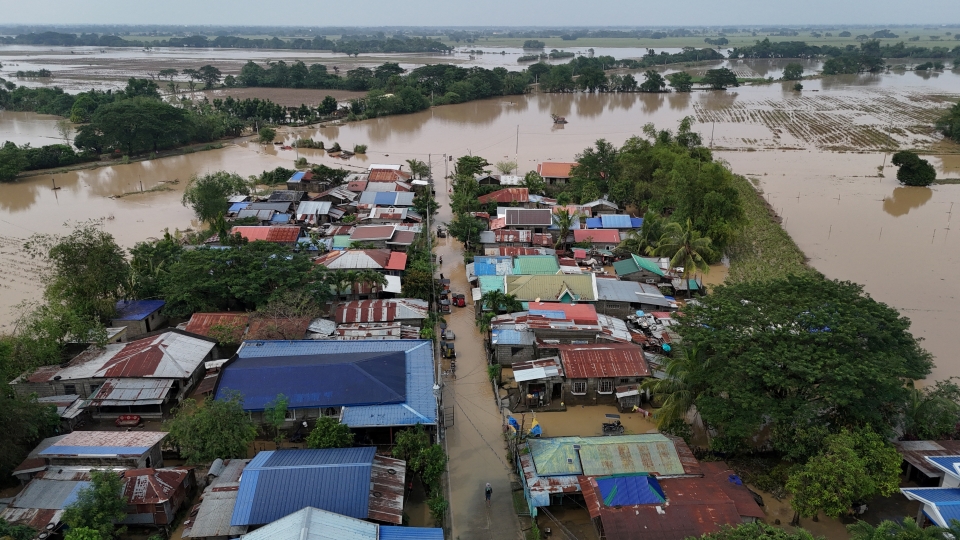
left=113, top=184, right=173, bottom=198
left=726, top=174, right=817, bottom=284
left=932, top=178, right=960, bottom=184
left=512, top=489, right=530, bottom=516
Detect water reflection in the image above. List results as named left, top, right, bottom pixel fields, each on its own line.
left=882, top=186, right=933, bottom=216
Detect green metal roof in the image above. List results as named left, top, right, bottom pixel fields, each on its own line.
left=513, top=255, right=561, bottom=276
left=504, top=274, right=596, bottom=302
left=332, top=235, right=352, bottom=249
left=613, top=254, right=664, bottom=277
left=528, top=434, right=686, bottom=477
left=478, top=275, right=506, bottom=295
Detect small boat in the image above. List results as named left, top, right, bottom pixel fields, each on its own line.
left=551, top=114, right=568, bottom=125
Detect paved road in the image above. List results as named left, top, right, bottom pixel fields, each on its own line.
left=433, top=175, right=523, bottom=540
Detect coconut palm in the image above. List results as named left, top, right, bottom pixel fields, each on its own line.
left=616, top=211, right=666, bottom=256
left=480, top=290, right=523, bottom=314
left=653, top=218, right=713, bottom=298
left=552, top=208, right=584, bottom=251
left=357, top=270, right=387, bottom=296
left=640, top=344, right=710, bottom=430
left=406, top=159, right=431, bottom=180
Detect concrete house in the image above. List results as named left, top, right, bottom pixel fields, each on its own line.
left=504, top=274, right=598, bottom=303
left=595, top=279, right=676, bottom=319
left=13, top=431, right=169, bottom=482
left=512, top=357, right=564, bottom=410
left=572, top=229, right=621, bottom=253
left=112, top=300, right=167, bottom=339
left=349, top=225, right=398, bottom=249
left=613, top=254, right=668, bottom=284
left=552, top=343, right=651, bottom=405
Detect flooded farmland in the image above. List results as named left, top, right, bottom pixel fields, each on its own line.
left=1, top=60, right=959, bottom=382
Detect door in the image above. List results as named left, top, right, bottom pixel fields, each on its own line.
left=552, top=383, right=562, bottom=400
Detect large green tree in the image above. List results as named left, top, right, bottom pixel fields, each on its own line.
left=306, top=417, right=354, bottom=449
left=697, top=523, right=821, bottom=539
left=936, top=100, right=960, bottom=143
left=639, top=70, right=667, bottom=92
left=787, top=428, right=901, bottom=518
left=62, top=470, right=128, bottom=538
left=0, top=141, right=29, bottom=181
left=783, top=63, right=804, bottom=81
left=164, top=392, right=257, bottom=463
left=901, top=379, right=960, bottom=441
left=666, top=72, right=694, bottom=92
left=848, top=518, right=946, bottom=540
left=678, top=274, right=932, bottom=453
left=891, top=150, right=936, bottom=186
left=73, top=97, right=193, bottom=155
left=702, top=68, right=739, bottom=90
left=181, top=171, right=251, bottom=224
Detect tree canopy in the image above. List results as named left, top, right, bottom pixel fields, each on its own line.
left=306, top=417, right=354, bottom=449
left=891, top=150, right=936, bottom=186
left=164, top=392, right=257, bottom=464
left=936, top=100, right=960, bottom=143
left=697, top=523, right=821, bottom=539
left=181, top=171, right=251, bottom=224
left=702, top=68, right=739, bottom=90
left=62, top=470, right=128, bottom=538
left=676, top=274, right=932, bottom=453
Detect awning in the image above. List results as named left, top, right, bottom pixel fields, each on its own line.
left=472, top=287, right=482, bottom=301
left=515, top=367, right=551, bottom=383
left=615, top=389, right=640, bottom=399
left=86, top=378, right=174, bottom=407
left=384, top=275, right=402, bottom=294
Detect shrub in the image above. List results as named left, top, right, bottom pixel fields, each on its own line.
left=891, top=150, right=936, bottom=186
left=353, top=144, right=368, bottom=154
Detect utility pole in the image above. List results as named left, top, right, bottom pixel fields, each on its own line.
left=515, top=125, right=520, bottom=172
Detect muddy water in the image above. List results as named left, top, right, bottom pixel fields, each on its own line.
left=0, top=110, right=74, bottom=146
left=0, top=145, right=291, bottom=329
left=720, top=150, right=960, bottom=382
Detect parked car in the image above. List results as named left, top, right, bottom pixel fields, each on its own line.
left=452, top=293, right=466, bottom=307
left=437, top=226, right=447, bottom=238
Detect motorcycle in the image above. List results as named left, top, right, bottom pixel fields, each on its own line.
left=601, top=414, right=625, bottom=435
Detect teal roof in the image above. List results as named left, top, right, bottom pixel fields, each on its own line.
left=528, top=434, right=686, bottom=477
left=613, top=254, right=664, bottom=277
left=333, top=235, right=352, bottom=249
left=478, top=275, right=506, bottom=295
left=513, top=255, right=560, bottom=276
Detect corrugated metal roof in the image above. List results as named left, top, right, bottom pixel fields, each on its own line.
left=528, top=434, right=693, bottom=477
left=114, top=300, right=165, bottom=321
left=558, top=342, right=650, bottom=378
left=58, top=331, right=214, bottom=380
left=479, top=275, right=506, bottom=295
left=513, top=357, right=563, bottom=382
left=698, top=462, right=765, bottom=519
left=506, top=208, right=553, bottom=226
left=513, top=256, right=560, bottom=276
left=242, top=506, right=378, bottom=540
left=504, top=274, right=597, bottom=302
left=7, top=478, right=89, bottom=510
left=216, top=350, right=406, bottom=411
left=479, top=188, right=529, bottom=204
left=351, top=225, right=396, bottom=241
left=231, top=225, right=302, bottom=243
left=231, top=448, right=378, bottom=526
left=228, top=202, right=250, bottom=213
left=519, top=453, right=581, bottom=510
left=232, top=340, right=436, bottom=428
left=927, top=456, right=960, bottom=478
left=368, top=455, right=406, bottom=524
left=894, top=440, right=960, bottom=478
left=248, top=202, right=294, bottom=212
left=380, top=527, right=445, bottom=540
left=184, top=312, right=251, bottom=340
left=490, top=328, right=535, bottom=346
left=40, top=431, right=167, bottom=458
left=0, top=507, right=62, bottom=530
left=599, top=214, right=633, bottom=229
left=297, top=200, right=333, bottom=218
left=271, top=213, right=291, bottom=224
left=122, top=468, right=192, bottom=505
left=527, top=302, right=598, bottom=324
left=88, top=378, right=174, bottom=407
left=335, top=299, right=428, bottom=324
left=236, top=209, right=276, bottom=221
left=573, top=229, right=621, bottom=244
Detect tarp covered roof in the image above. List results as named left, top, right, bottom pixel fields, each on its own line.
left=528, top=434, right=697, bottom=477
left=114, top=300, right=165, bottom=321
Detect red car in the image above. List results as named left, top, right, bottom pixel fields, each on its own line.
left=452, top=293, right=466, bottom=307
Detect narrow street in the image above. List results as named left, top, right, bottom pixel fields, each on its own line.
left=432, top=175, right=524, bottom=540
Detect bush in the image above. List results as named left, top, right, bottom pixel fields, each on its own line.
left=793, top=83, right=803, bottom=91
left=428, top=494, right=448, bottom=527
left=329, top=142, right=342, bottom=152
left=783, top=63, right=804, bottom=80
left=258, top=127, right=276, bottom=144
left=353, top=144, right=368, bottom=154
left=891, top=150, right=936, bottom=186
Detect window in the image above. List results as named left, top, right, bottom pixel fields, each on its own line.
left=619, top=378, right=630, bottom=384
left=598, top=379, right=614, bottom=394
left=90, top=384, right=100, bottom=394
left=63, top=384, right=76, bottom=395
left=635, top=377, right=645, bottom=383
left=285, top=409, right=296, bottom=421
left=572, top=380, right=587, bottom=395
left=606, top=303, right=621, bottom=310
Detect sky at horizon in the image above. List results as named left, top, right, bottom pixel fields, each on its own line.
left=2, top=0, right=959, bottom=28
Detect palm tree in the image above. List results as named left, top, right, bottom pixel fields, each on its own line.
left=617, top=212, right=666, bottom=257
left=640, top=344, right=710, bottom=430
left=406, top=159, right=431, bottom=179
left=476, top=311, right=496, bottom=336
left=653, top=218, right=713, bottom=298
left=848, top=518, right=946, bottom=540
left=357, top=270, right=387, bottom=296
left=552, top=208, right=584, bottom=251
left=480, top=290, right=522, bottom=314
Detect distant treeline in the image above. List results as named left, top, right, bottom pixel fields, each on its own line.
left=0, top=142, right=98, bottom=181
left=0, top=31, right=452, bottom=54
left=730, top=38, right=960, bottom=60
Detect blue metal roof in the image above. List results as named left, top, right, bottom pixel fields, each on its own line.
left=229, top=202, right=250, bottom=213
left=491, top=328, right=533, bottom=346
left=903, top=488, right=960, bottom=504
left=631, top=217, right=644, bottom=228
left=928, top=456, right=960, bottom=476
left=585, top=217, right=602, bottom=229
left=289, top=171, right=306, bottom=183
left=375, top=192, right=397, bottom=205
left=600, top=214, right=633, bottom=228
left=528, top=309, right=566, bottom=320
left=271, top=213, right=292, bottom=224
left=474, top=262, right=498, bottom=276
left=595, top=474, right=665, bottom=506
left=229, top=340, right=437, bottom=428
left=215, top=351, right=408, bottom=411
left=380, top=527, right=445, bottom=540
left=114, top=300, right=165, bottom=321
left=474, top=256, right=513, bottom=265
left=232, top=448, right=376, bottom=526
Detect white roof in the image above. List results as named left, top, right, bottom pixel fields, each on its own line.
left=615, top=389, right=640, bottom=398
left=296, top=201, right=332, bottom=217
left=241, top=506, right=377, bottom=540
left=368, top=164, right=402, bottom=171
left=56, top=331, right=215, bottom=381
left=384, top=275, right=402, bottom=294
left=499, top=175, right=523, bottom=186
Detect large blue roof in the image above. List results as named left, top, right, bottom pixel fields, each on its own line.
left=114, top=300, right=165, bottom=321
left=928, top=456, right=960, bottom=477
left=228, top=340, right=437, bottom=427
left=375, top=192, right=397, bottom=206
left=216, top=350, right=407, bottom=411
left=231, top=448, right=376, bottom=526
left=903, top=487, right=960, bottom=504
left=288, top=171, right=306, bottom=183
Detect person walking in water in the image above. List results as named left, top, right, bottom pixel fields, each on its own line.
left=485, top=483, right=492, bottom=507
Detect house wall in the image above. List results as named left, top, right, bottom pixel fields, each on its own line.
left=532, top=328, right=601, bottom=345
left=621, top=270, right=665, bottom=284
left=494, top=344, right=535, bottom=366
left=114, top=309, right=168, bottom=339
left=594, top=300, right=634, bottom=320
left=563, top=376, right=649, bottom=406
left=518, top=378, right=563, bottom=407
left=48, top=441, right=164, bottom=469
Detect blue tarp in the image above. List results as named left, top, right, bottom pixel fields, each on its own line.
left=474, top=262, right=498, bottom=276
left=595, top=474, right=666, bottom=507
left=288, top=171, right=306, bottom=183
left=216, top=351, right=407, bottom=411
left=232, top=448, right=376, bottom=526
left=114, top=300, right=165, bottom=321
left=271, top=213, right=291, bottom=224
left=528, top=309, right=567, bottom=320
left=229, top=202, right=250, bottom=213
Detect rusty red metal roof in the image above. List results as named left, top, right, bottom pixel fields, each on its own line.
left=526, top=302, right=598, bottom=325
left=894, top=440, right=960, bottom=478
left=350, top=225, right=396, bottom=241
left=347, top=180, right=368, bottom=192
left=122, top=468, right=193, bottom=505
left=488, top=247, right=549, bottom=256
left=387, top=230, right=417, bottom=246
left=478, top=187, right=529, bottom=204
left=334, top=299, right=428, bottom=324
left=537, top=162, right=576, bottom=179
left=699, top=461, right=764, bottom=519
left=580, top=473, right=743, bottom=540
left=557, top=342, right=650, bottom=378
left=231, top=225, right=302, bottom=243
left=573, top=229, right=621, bottom=244
left=25, top=365, right=61, bottom=383
left=531, top=233, right=554, bottom=247
left=193, top=371, right=221, bottom=396
left=184, top=313, right=251, bottom=340
left=494, top=229, right=530, bottom=243
left=368, top=169, right=411, bottom=182
left=368, top=455, right=405, bottom=524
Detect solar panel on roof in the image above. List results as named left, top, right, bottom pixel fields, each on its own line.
left=600, top=214, right=632, bottom=228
